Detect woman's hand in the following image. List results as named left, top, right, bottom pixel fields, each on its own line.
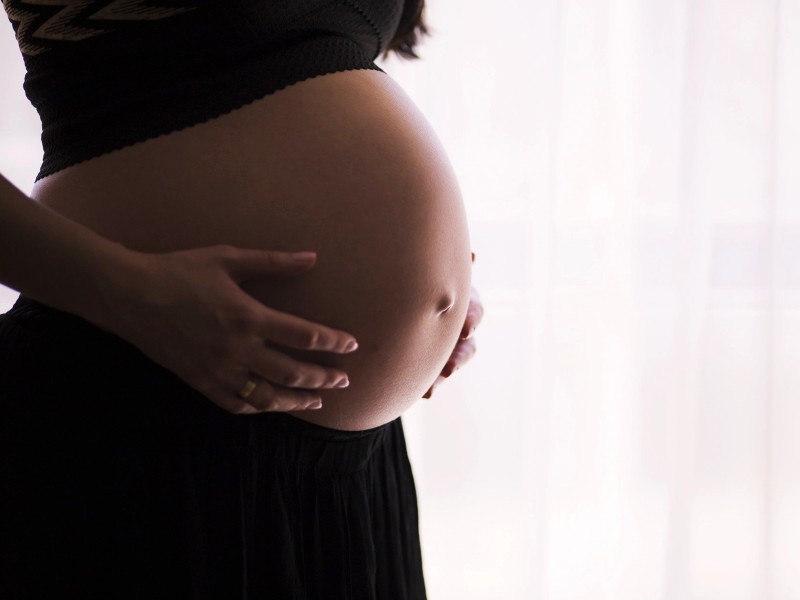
left=94, top=245, right=358, bottom=415
left=423, top=255, right=483, bottom=399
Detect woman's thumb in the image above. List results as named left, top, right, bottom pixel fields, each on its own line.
left=222, top=247, right=317, bottom=282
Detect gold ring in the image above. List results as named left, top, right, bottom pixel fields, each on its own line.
left=237, top=378, right=257, bottom=399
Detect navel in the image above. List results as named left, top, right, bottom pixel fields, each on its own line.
left=436, top=292, right=456, bottom=316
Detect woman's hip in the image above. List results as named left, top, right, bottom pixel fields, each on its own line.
left=0, top=295, right=425, bottom=597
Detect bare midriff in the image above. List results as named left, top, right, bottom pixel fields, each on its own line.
left=31, top=69, right=473, bottom=431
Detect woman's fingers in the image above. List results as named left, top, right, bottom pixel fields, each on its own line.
left=236, top=380, right=323, bottom=413
left=200, top=325, right=350, bottom=413
left=207, top=382, right=323, bottom=415
left=217, top=245, right=320, bottom=283
left=422, top=336, right=477, bottom=399
left=203, top=364, right=326, bottom=413
left=460, top=284, right=484, bottom=340
left=206, top=394, right=262, bottom=415
left=250, top=344, right=350, bottom=390
left=442, top=336, right=477, bottom=376
left=256, top=306, right=359, bottom=354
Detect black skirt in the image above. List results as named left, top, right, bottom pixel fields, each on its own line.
left=0, top=295, right=426, bottom=599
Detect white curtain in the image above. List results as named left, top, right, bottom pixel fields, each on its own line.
left=2, top=1, right=799, bottom=598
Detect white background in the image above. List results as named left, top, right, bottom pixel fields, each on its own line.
left=2, top=1, right=800, bottom=598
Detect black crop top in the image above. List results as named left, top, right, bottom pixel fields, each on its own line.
left=2, top=0, right=404, bottom=182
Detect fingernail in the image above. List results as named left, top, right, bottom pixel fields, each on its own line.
left=422, top=390, right=432, bottom=399
left=308, top=399, right=323, bottom=409
left=442, top=366, right=453, bottom=378
left=289, top=251, right=316, bottom=262
left=471, top=251, right=476, bottom=263
left=344, top=339, right=359, bottom=352
left=335, top=377, right=350, bottom=388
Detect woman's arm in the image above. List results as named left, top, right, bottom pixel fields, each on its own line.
left=0, top=172, right=359, bottom=413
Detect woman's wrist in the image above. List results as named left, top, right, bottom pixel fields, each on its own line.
left=74, top=242, right=153, bottom=336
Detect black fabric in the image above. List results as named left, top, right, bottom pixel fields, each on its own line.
left=0, top=295, right=427, bottom=599
left=1, top=0, right=405, bottom=181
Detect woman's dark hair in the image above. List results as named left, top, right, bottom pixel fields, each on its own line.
left=383, top=0, right=430, bottom=60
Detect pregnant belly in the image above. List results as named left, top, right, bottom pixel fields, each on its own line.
left=31, top=69, right=473, bottom=431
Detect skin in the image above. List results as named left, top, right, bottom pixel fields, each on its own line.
left=0, top=168, right=364, bottom=415
left=32, top=69, right=479, bottom=430
left=100, top=246, right=366, bottom=414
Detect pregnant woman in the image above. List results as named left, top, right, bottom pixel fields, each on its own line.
left=0, top=0, right=480, bottom=598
